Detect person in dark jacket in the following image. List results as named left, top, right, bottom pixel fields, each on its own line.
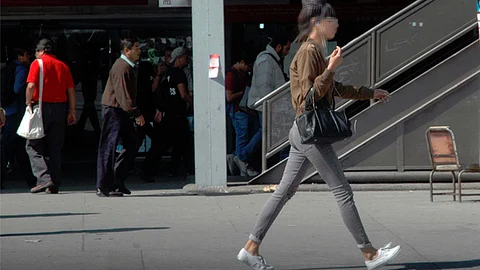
left=141, top=47, right=193, bottom=181
left=135, top=59, right=157, bottom=177
left=1, top=47, right=36, bottom=189
left=96, top=37, right=144, bottom=197
left=77, top=47, right=101, bottom=136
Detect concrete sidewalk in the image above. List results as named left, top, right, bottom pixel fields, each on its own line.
left=1, top=187, right=480, bottom=270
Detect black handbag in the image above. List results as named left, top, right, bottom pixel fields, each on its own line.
left=295, top=86, right=352, bottom=144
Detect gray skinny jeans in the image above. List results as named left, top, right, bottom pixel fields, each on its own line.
left=249, top=121, right=372, bottom=249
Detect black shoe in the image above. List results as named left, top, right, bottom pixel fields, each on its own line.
left=30, top=181, right=54, bottom=193
left=116, top=187, right=131, bottom=195
left=96, top=189, right=123, bottom=197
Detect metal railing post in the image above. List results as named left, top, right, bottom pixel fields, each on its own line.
left=261, top=101, right=268, bottom=172
left=370, top=30, right=377, bottom=106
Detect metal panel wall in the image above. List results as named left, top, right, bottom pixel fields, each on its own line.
left=266, top=89, right=296, bottom=153
left=403, top=76, right=480, bottom=168
left=341, top=128, right=398, bottom=169
left=376, top=0, right=476, bottom=81
left=334, top=37, right=371, bottom=87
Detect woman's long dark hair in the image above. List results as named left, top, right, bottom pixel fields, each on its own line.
left=295, top=0, right=336, bottom=43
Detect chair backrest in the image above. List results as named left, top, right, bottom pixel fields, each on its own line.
left=425, top=126, right=460, bottom=169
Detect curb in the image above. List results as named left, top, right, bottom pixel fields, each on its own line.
left=183, top=183, right=480, bottom=195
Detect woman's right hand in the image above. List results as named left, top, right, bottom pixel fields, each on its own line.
left=327, top=46, right=344, bottom=71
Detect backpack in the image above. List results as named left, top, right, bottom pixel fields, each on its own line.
left=225, top=67, right=237, bottom=114
left=225, top=68, right=256, bottom=114
left=246, top=52, right=286, bottom=110
left=1, top=62, right=17, bottom=107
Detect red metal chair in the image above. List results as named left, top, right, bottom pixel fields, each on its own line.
left=425, top=126, right=480, bottom=202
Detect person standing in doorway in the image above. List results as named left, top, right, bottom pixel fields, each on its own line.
left=97, top=37, right=144, bottom=197
left=236, top=1, right=400, bottom=270
left=240, top=34, right=292, bottom=176
left=141, top=47, right=193, bottom=181
left=76, top=48, right=101, bottom=137
left=26, top=38, right=76, bottom=194
left=225, top=51, right=256, bottom=176
left=1, top=47, right=36, bottom=189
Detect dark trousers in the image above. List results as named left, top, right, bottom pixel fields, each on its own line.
left=26, top=103, right=67, bottom=187
left=77, top=100, right=101, bottom=134
left=142, top=114, right=193, bottom=176
left=229, top=111, right=261, bottom=163
left=96, top=106, right=137, bottom=191
left=1, top=113, right=35, bottom=187
left=133, top=121, right=155, bottom=171
left=136, top=121, right=155, bottom=151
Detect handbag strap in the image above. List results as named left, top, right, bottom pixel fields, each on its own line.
left=306, top=85, right=336, bottom=111
left=38, top=59, right=44, bottom=109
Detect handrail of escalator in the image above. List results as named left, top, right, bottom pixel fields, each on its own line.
left=251, top=0, right=428, bottom=111
left=251, top=81, right=290, bottom=110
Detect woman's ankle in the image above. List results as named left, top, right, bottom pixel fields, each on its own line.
left=361, top=247, right=378, bottom=261
left=244, top=240, right=260, bottom=256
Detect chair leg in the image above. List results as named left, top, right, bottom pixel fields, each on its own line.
left=429, top=170, right=435, bottom=202
left=451, top=171, right=456, bottom=202
left=458, top=171, right=464, bottom=203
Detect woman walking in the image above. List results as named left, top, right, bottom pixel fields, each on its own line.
left=236, top=1, right=400, bottom=269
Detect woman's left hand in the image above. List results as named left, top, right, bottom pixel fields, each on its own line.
left=373, top=89, right=391, bottom=103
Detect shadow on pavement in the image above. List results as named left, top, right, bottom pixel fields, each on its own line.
left=390, top=260, right=480, bottom=269
left=0, top=226, right=170, bottom=237
left=293, top=259, right=480, bottom=270
left=0, top=212, right=100, bottom=219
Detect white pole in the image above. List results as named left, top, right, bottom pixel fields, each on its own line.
left=192, top=0, right=227, bottom=188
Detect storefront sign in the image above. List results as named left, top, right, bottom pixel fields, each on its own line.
left=1, top=0, right=148, bottom=6
left=158, top=0, right=191, bottom=8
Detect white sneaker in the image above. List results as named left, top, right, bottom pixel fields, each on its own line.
left=381, top=242, right=392, bottom=249
left=234, top=156, right=259, bottom=177
left=237, top=248, right=274, bottom=270
left=227, top=154, right=240, bottom=175
left=365, top=245, right=401, bottom=270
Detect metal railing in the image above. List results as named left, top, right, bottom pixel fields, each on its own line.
left=251, top=0, right=477, bottom=173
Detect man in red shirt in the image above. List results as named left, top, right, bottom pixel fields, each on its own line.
left=225, top=51, right=259, bottom=177
left=26, top=38, right=76, bottom=194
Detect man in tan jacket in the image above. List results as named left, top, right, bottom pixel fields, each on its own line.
left=96, top=37, right=144, bottom=197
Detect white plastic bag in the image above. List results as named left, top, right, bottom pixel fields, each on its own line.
left=17, top=59, right=45, bottom=140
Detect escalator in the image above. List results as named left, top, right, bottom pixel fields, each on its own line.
left=248, top=0, right=479, bottom=185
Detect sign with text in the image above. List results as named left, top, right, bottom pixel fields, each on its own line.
left=158, top=0, right=191, bottom=8
left=1, top=0, right=147, bottom=6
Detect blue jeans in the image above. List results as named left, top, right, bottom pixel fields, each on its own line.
left=229, top=111, right=261, bottom=163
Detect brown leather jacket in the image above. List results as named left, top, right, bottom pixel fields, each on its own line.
left=289, top=39, right=374, bottom=116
